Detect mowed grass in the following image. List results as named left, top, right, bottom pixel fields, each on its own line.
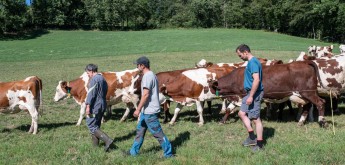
left=0, top=29, right=344, bottom=165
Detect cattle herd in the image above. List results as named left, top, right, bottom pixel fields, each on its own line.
left=1, top=44, right=345, bottom=134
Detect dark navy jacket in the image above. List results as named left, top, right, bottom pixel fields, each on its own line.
left=85, top=73, right=108, bottom=114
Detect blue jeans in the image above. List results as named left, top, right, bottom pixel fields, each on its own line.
left=130, top=112, right=173, bottom=157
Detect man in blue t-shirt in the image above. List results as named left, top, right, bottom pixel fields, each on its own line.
left=236, top=44, right=264, bottom=151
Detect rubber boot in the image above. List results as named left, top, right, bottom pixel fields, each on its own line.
left=91, top=135, right=99, bottom=147
left=94, top=129, right=114, bottom=152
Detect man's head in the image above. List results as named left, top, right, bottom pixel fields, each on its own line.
left=134, top=56, right=150, bottom=70
left=236, top=44, right=251, bottom=61
left=85, top=64, right=98, bottom=78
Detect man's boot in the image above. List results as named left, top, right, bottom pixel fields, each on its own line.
left=91, top=134, right=99, bottom=147
left=94, top=129, right=114, bottom=152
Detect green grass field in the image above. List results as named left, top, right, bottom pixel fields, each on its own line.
left=0, top=29, right=344, bottom=165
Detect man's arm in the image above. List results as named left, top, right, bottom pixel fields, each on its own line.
left=246, top=73, right=260, bottom=105
left=133, top=88, right=149, bottom=117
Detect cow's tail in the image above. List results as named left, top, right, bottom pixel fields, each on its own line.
left=35, top=76, right=43, bottom=116
left=306, top=60, right=325, bottom=89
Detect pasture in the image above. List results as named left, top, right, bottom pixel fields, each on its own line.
left=0, top=29, right=344, bottom=165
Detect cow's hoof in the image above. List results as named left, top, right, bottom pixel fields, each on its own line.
left=218, top=119, right=226, bottom=125
left=297, top=122, right=304, bottom=126
left=319, top=121, right=328, bottom=128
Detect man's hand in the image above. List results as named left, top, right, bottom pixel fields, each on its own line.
left=133, top=109, right=140, bottom=118
left=246, top=96, right=253, bottom=105
left=86, top=105, right=90, bottom=116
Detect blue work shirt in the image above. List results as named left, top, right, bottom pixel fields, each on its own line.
left=85, top=73, right=108, bottom=114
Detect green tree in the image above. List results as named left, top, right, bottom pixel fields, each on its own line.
left=0, top=0, right=28, bottom=34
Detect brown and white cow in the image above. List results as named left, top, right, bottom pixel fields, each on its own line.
left=209, top=61, right=327, bottom=127
left=157, top=58, right=271, bottom=126
left=308, top=45, right=333, bottom=58
left=0, top=76, right=42, bottom=134
left=54, top=69, right=141, bottom=125
left=296, top=54, right=345, bottom=114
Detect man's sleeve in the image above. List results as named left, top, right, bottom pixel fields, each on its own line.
left=85, top=79, right=97, bottom=105
left=142, top=75, right=153, bottom=90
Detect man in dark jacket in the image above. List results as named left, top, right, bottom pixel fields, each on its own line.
left=85, top=64, right=114, bottom=152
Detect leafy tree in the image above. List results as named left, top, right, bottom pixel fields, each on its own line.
left=0, top=0, right=28, bottom=34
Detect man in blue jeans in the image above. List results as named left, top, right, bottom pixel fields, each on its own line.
left=126, top=56, right=173, bottom=158
left=236, top=44, right=264, bottom=152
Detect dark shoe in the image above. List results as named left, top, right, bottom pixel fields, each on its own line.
left=242, top=137, right=257, bottom=146
left=91, top=135, right=99, bottom=147
left=251, top=145, right=264, bottom=152
left=94, top=129, right=114, bottom=152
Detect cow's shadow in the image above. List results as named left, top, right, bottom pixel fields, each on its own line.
left=142, top=131, right=191, bottom=155
left=1, top=122, right=75, bottom=133
left=263, top=127, right=275, bottom=144
left=167, top=103, right=240, bottom=124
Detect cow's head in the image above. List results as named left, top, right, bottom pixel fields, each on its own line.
left=54, top=81, right=71, bottom=102
left=207, top=79, right=219, bottom=95
left=308, top=45, right=317, bottom=55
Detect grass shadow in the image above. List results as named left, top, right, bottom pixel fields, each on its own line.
left=1, top=122, right=75, bottom=133
left=143, top=131, right=191, bottom=155
left=0, top=29, right=50, bottom=41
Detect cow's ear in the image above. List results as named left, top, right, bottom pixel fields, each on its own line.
left=61, top=81, right=67, bottom=87
left=160, top=86, right=167, bottom=94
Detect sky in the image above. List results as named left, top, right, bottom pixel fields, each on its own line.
left=26, top=0, right=31, bottom=5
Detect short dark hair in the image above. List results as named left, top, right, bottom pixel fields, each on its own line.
left=134, top=56, right=150, bottom=68
left=85, top=64, right=98, bottom=72
left=236, top=44, right=251, bottom=53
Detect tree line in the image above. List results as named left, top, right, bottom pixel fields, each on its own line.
left=1, top=0, right=344, bottom=43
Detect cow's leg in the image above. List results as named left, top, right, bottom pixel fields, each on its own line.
left=308, top=105, right=314, bottom=122
left=265, top=102, right=272, bottom=120
left=219, top=110, right=230, bottom=124
left=302, top=94, right=326, bottom=127
left=332, top=97, right=340, bottom=115
left=163, top=101, right=172, bottom=123
left=120, top=103, right=132, bottom=122
left=27, top=106, right=38, bottom=134
left=286, top=100, right=295, bottom=116
left=219, top=102, right=238, bottom=124
left=169, top=103, right=184, bottom=125
left=219, top=99, right=227, bottom=114
left=102, top=105, right=112, bottom=123
left=298, top=103, right=311, bottom=126
left=196, top=101, right=204, bottom=126
left=77, top=103, right=86, bottom=126
left=203, top=101, right=212, bottom=115
left=277, top=102, right=286, bottom=122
